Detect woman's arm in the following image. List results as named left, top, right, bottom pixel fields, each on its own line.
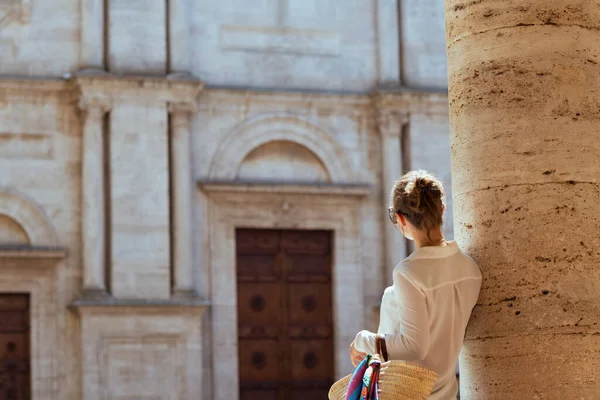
left=354, top=271, right=431, bottom=360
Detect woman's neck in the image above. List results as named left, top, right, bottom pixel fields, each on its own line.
left=413, top=227, right=446, bottom=249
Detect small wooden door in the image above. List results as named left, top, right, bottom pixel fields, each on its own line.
left=236, top=229, right=334, bottom=400
left=0, top=294, right=30, bottom=400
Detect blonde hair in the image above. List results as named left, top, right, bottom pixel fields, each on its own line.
left=390, top=170, right=445, bottom=239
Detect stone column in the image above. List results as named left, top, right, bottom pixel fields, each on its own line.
left=444, top=2, right=600, bottom=398
left=169, top=102, right=195, bottom=296
left=80, top=101, right=109, bottom=295
left=379, top=111, right=409, bottom=283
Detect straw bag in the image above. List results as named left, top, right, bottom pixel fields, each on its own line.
left=328, top=334, right=439, bottom=400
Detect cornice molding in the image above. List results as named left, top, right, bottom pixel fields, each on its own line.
left=0, top=71, right=205, bottom=109
left=0, top=76, right=74, bottom=103
left=0, top=246, right=67, bottom=259
left=198, top=180, right=372, bottom=197
left=373, top=88, right=449, bottom=116
left=0, top=75, right=448, bottom=118
left=73, top=70, right=205, bottom=110
left=201, top=86, right=372, bottom=113
left=69, top=291, right=210, bottom=316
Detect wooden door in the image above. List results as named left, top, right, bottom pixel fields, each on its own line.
left=0, top=294, right=30, bottom=400
left=236, top=229, right=334, bottom=400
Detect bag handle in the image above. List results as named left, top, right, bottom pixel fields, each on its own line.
left=375, top=334, right=388, bottom=362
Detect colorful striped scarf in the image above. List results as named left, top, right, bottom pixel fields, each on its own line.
left=345, top=355, right=382, bottom=400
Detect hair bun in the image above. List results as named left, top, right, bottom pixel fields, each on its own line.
left=390, top=170, right=445, bottom=237
left=414, top=177, right=434, bottom=192
left=410, top=178, right=433, bottom=203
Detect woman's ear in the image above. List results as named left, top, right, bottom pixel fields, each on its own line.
left=397, top=213, right=406, bottom=226
left=397, top=213, right=408, bottom=237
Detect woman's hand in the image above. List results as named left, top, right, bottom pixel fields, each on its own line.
left=350, top=340, right=367, bottom=367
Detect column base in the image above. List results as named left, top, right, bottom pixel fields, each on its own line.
left=79, top=288, right=111, bottom=300
left=171, top=289, right=199, bottom=301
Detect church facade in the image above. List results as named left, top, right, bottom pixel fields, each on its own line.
left=0, top=0, right=452, bottom=398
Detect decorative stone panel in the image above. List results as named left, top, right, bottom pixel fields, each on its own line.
left=71, top=300, right=208, bottom=400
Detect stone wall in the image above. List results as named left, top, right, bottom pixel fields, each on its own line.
left=190, top=0, right=377, bottom=90
left=401, top=0, right=448, bottom=88
left=0, top=1, right=453, bottom=399
left=0, top=0, right=449, bottom=88
left=0, top=0, right=79, bottom=75
left=0, top=78, right=450, bottom=399
left=0, top=80, right=80, bottom=399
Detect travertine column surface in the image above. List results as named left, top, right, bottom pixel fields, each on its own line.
left=444, top=1, right=600, bottom=398
left=169, top=103, right=195, bottom=295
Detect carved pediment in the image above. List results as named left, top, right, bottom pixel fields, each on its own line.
left=0, top=188, right=66, bottom=259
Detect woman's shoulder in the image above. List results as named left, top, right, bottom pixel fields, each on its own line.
left=394, top=257, right=425, bottom=277
left=395, top=249, right=482, bottom=292
left=392, top=260, right=423, bottom=287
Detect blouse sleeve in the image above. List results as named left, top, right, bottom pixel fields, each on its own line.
left=354, top=271, right=431, bottom=361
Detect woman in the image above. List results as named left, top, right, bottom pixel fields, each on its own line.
left=351, top=170, right=482, bottom=400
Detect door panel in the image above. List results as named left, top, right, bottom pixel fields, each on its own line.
left=237, top=229, right=334, bottom=400
left=237, top=282, right=282, bottom=326
left=288, top=283, right=332, bottom=325
left=289, top=339, right=334, bottom=381
left=238, top=338, right=281, bottom=382
left=240, top=389, right=279, bottom=400
left=0, top=294, right=30, bottom=400
left=290, top=388, right=330, bottom=400
left=237, top=229, right=281, bottom=283
left=286, top=253, right=331, bottom=282
left=237, top=253, right=280, bottom=282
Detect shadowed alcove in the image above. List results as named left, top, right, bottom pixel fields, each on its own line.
left=0, top=214, right=30, bottom=246
left=236, top=140, right=331, bottom=183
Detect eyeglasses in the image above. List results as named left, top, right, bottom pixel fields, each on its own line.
left=387, top=207, right=408, bottom=224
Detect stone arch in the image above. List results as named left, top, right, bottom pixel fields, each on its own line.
left=237, top=140, right=331, bottom=183
left=208, top=114, right=356, bottom=183
left=0, top=188, right=59, bottom=247
left=0, top=214, right=30, bottom=245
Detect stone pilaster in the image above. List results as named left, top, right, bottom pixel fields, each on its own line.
left=444, top=1, right=600, bottom=398
left=378, top=110, right=409, bottom=283
left=168, top=0, right=191, bottom=73
left=375, top=0, right=401, bottom=84
left=80, top=98, right=110, bottom=295
left=80, top=0, right=105, bottom=69
left=168, top=102, right=195, bottom=296
left=74, top=72, right=204, bottom=300
left=108, top=0, right=167, bottom=74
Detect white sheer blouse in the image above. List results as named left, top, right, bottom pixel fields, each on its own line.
left=354, top=241, right=482, bottom=400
